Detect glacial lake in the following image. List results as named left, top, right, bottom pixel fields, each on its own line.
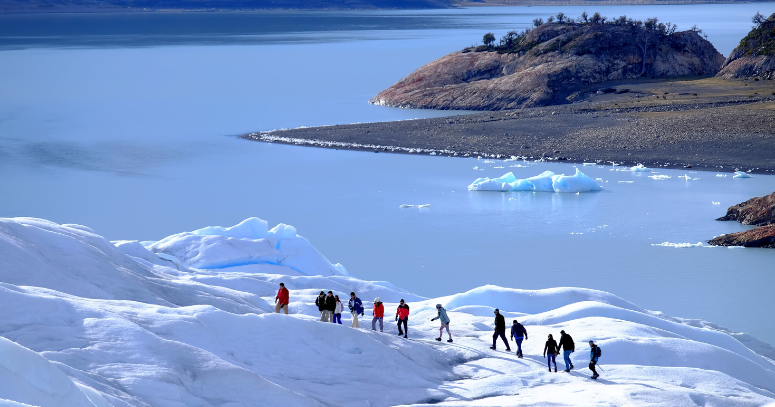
left=2, top=5, right=775, bottom=343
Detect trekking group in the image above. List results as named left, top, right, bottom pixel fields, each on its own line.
left=276, top=283, right=601, bottom=379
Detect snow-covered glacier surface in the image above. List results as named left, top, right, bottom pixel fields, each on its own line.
left=0, top=217, right=774, bottom=407
left=469, top=169, right=602, bottom=193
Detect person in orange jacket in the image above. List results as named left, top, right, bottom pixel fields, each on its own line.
left=274, top=282, right=289, bottom=314
left=372, top=297, right=384, bottom=332
left=395, top=299, right=409, bottom=338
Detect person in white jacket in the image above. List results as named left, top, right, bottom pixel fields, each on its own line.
left=333, top=295, right=343, bottom=324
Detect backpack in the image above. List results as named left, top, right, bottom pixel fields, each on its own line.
left=595, top=345, right=602, bottom=358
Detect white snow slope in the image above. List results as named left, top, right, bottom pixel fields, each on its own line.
left=0, top=217, right=774, bottom=407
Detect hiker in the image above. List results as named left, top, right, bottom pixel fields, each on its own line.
left=490, top=309, right=511, bottom=351
left=372, top=297, right=384, bottom=332
left=557, top=330, right=575, bottom=372
left=431, top=304, right=453, bottom=342
left=395, top=299, right=410, bottom=338
left=274, top=282, right=289, bottom=314
left=333, top=295, right=343, bottom=324
left=348, top=292, right=364, bottom=328
left=510, top=320, right=528, bottom=358
left=543, top=334, right=559, bottom=372
left=326, top=291, right=337, bottom=323
left=315, top=291, right=330, bottom=322
left=588, top=340, right=601, bottom=380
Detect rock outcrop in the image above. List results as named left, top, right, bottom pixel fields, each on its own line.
left=710, top=191, right=775, bottom=248
left=371, top=22, right=724, bottom=110
left=716, top=191, right=775, bottom=226
left=708, top=225, right=775, bottom=248
left=717, top=13, right=775, bottom=80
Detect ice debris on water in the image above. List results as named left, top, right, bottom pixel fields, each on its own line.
left=712, top=202, right=721, bottom=205
left=400, top=204, right=430, bottom=209
left=716, top=174, right=728, bottom=178
left=583, top=162, right=596, bottom=166
left=733, top=171, right=752, bottom=178
left=649, top=175, right=671, bottom=180
left=399, top=204, right=414, bottom=208
left=468, top=169, right=602, bottom=193
left=652, top=242, right=706, bottom=248
left=679, top=174, right=700, bottom=180
left=630, top=164, right=651, bottom=172
left=417, top=204, right=430, bottom=208
left=618, top=181, right=634, bottom=183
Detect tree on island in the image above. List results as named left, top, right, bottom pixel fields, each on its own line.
left=482, top=32, right=495, bottom=47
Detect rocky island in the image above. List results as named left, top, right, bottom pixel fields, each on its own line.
left=710, top=191, right=775, bottom=248
left=717, top=12, right=775, bottom=80
left=371, top=16, right=724, bottom=110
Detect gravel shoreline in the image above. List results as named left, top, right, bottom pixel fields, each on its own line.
left=241, top=78, right=775, bottom=174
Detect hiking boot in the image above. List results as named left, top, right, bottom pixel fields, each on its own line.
left=506, top=348, right=511, bottom=352
left=435, top=337, right=441, bottom=341
left=447, top=339, right=453, bottom=343
left=564, top=369, right=570, bottom=373
left=548, top=368, right=551, bottom=372
left=489, top=346, right=496, bottom=350
left=554, top=367, right=557, bottom=373
left=570, top=364, right=574, bottom=370
left=404, top=335, right=407, bottom=339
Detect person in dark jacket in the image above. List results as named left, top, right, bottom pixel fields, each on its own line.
left=557, top=330, right=575, bottom=372
left=395, top=299, right=409, bottom=338
left=315, top=291, right=330, bottom=322
left=510, top=320, right=528, bottom=358
left=325, top=291, right=337, bottom=323
left=588, top=340, right=600, bottom=380
left=348, top=292, right=364, bottom=328
left=543, top=334, right=559, bottom=372
left=490, top=309, right=510, bottom=351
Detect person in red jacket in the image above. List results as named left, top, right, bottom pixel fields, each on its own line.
left=395, top=299, right=409, bottom=338
left=372, top=297, right=384, bottom=332
left=275, top=283, right=289, bottom=314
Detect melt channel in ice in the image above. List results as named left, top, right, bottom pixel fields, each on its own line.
left=468, top=169, right=602, bottom=193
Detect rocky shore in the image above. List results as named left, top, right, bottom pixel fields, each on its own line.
left=710, top=191, right=775, bottom=248
left=241, top=76, right=775, bottom=173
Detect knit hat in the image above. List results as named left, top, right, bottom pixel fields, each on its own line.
left=374, top=297, right=381, bottom=303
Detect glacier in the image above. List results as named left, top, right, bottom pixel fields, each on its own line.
left=468, top=169, right=602, bottom=193
left=0, top=216, right=773, bottom=407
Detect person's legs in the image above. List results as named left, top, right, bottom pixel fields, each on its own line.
left=516, top=337, right=523, bottom=357
left=325, top=310, right=332, bottom=322
left=336, top=314, right=342, bottom=324
left=438, top=325, right=444, bottom=339
left=589, top=361, right=598, bottom=378
left=397, top=318, right=404, bottom=335
left=563, top=350, right=572, bottom=371
left=320, top=311, right=326, bottom=322
left=372, top=317, right=377, bottom=330
left=499, top=331, right=510, bottom=350
left=281, top=304, right=288, bottom=314
left=492, top=331, right=498, bottom=348
left=445, top=323, right=452, bottom=340
left=402, top=318, right=408, bottom=336
left=378, top=317, right=383, bottom=332
left=351, top=312, right=360, bottom=328
left=275, top=303, right=281, bottom=313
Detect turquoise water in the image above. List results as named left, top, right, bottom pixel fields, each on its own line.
left=1, top=5, right=775, bottom=342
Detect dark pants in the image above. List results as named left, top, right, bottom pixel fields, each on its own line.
left=397, top=317, right=408, bottom=335
left=589, top=361, right=598, bottom=376
left=515, top=337, right=524, bottom=356
left=548, top=353, right=557, bottom=369
left=333, top=313, right=342, bottom=324
left=492, top=330, right=510, bottom=349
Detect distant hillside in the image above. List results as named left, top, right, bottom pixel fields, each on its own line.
left=0, top=0, right=452, bottom=12
left=717, top=12, right=775, bottom=79
left=371, top=16, right=724, bottom=110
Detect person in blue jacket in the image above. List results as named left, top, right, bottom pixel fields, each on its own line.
left=431, top=304, right=453, bottom=342
left=588, top=340, right=600, bottom=380
left=348, top=292, right=364, bottom=328
left=510, top=320, right=528, bottom=358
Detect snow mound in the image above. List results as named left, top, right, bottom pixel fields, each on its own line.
left=468, top=169, right=601, bottom=193
left=147, top=218, right=348, bottom=276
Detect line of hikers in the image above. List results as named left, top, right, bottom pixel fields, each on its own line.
left=277, top=285, right=600, bottom=379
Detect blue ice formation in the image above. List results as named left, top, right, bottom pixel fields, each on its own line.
left=468, top=169, right=602, bottom=193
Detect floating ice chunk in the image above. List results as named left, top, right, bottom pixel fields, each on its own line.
left=679, top=174, right=700, bottom=180
left=733, top=171, right=752, bottom=178
left=716, top=174, right=728, bottom=178
left=583, top=162, right=596, bottom=166
left=468, top=169, right=601, bottom=193
left=652, top=242, right=705, bottom=248
left=630, top=164, right=652, bottom=172
left=649, top=175, right=671, bottom=180
left=429, top=152, right=436, bottom=156
left=493, top=166, right=504, bottom=169
left=618, top=181, right=634, bottom=183
left=712, top=202, right=721, bottom=205
left=417, top=204, right=430, bottom=208
left=399, top=204, right=414, bottom=208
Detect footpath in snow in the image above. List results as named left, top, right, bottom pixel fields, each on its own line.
left=0, top=217, right=774, bottom=407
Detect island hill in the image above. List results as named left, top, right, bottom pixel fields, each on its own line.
left=371, top=14, right=725, bottom=110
